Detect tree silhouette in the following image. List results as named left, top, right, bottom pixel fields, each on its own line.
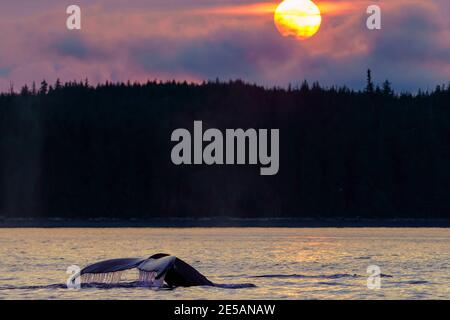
left=20, top=84, right=30, bottom=96
left=39, top=80, right=48, bottom=95
left=0, top=73, right=449, bottom=220
left=31, top=81, right=37, bottom=95
left=55, top=78, right=62, bottom=90
left=382, top=80, right=393, bottom=96
left=366, top=69, right=374, bottom=93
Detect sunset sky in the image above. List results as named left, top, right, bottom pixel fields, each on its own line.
left=0, top=0, right=449, bottom=92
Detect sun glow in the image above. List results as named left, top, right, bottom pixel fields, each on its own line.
left=274, top=0, right=322, bottom=40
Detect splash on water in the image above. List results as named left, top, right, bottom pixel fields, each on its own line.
left=81, top=271, right=124, bottom=284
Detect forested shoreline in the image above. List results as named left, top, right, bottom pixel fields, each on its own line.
left=1, top=74, right=450, bottom=219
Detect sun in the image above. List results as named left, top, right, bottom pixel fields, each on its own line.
left=274, top=0, right=322, bottom=40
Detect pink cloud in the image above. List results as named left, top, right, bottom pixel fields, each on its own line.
left=0, top=0, right=449, bottom=92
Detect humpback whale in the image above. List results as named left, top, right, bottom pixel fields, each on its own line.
left=76, top=253, right=214, bottom=287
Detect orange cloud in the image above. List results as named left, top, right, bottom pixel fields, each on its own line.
left=192, top=1, right=363, bottom=17
left=194, top=3, right=277, bottom=16
left=317, top=1, right=365, bottom=15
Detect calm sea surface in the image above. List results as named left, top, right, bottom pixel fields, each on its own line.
left=0, top=228, right=448, bottom=299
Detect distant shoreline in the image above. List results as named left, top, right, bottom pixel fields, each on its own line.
left=0, top=218, right=449, bottom=228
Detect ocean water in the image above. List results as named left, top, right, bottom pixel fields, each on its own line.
left=0, top=228, right=448, bottom=300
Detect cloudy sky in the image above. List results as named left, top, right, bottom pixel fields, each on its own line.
left=0, top=0, right=449, bottom=92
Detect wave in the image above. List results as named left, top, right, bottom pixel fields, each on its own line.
left=248, top=273, right=394, bottom=279
left=0, top=281, right=256, bottom=291
left=249, top=273, right=361, bottom=279
left=214, top=283, right=256, bottom=289
left=0, top=282, right=174, bottom=290
left=0, top=284, right=67, bottom=291
left=389, top=280, right=428, bottom=285
left=317, top=281, right=356, bottom=286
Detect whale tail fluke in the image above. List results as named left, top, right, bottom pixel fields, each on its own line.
left=77, top=254, right=213, bottom=287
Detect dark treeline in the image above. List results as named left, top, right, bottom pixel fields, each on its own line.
left=1, top=71, right=450, bottom=219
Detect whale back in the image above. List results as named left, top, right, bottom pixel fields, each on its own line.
left=164, top=257, right=214, bottom=287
